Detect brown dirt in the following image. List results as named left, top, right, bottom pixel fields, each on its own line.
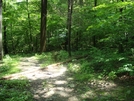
left=4, top=56, right=81, bottom=101
left=3, top=56, right=134, bottom=101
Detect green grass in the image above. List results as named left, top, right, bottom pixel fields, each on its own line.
left=35, top=50, right=69, bottom=68
left=0, top=50, right=134, bottom=101
left=0, top=79, right=32, bottom=101
left=0, top=55, right=33, bottom=101
left=35, top=52, right=54, bottom=67
left=66, top=48, right=134, bottom=101
left=0, top=55, right=20, bottom=77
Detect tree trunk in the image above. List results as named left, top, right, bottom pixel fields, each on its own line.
left=3, top=1, right=8, bottom=54
left=67, top=0, right=73, bottom=57
left=27, top=0, right=33, bottom=52
left=10, top=24, right=15, bottom=54
left=118, top=0, right=124, bottom=53
left=92, top=0, right=97, bottom=47
left=40, top=0, right=47, bottom=53
left=91, top=0, right=97, bottom=47
left=3, top=26, right=8, bottom=54
left=0, top=0, right=3, bottom=60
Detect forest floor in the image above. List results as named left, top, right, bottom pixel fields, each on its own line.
left=3, top=56, right=134, bottom=101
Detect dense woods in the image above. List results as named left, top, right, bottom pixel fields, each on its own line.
left=1, top=0, right=134, bottom=54
left=2, top=0, right=134, bottom=74
left=0, top=0, right=134, bottom=101
left=1, top=0, right=134, bottom=80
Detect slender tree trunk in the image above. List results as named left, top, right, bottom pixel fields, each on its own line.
left=3, top=26, right=8, bottom=54
left=75, top=0, right=83, bottom=50
left=35, top=34, right=39, bottom=52
left=67, top=0, right=73, bottom=57
left=76, top=32, right=79, bottom=50
left=26, top=0, right=33, bottom=52
left=92, top=0, right=97, bottom=47
left=118, top=0, right=124, bottom=53
left=40, top=0, right=47, bottom=53
left=0, top=0, right=3, bottom=60
left=10, top=24, right=15, bottom=54
left=3, top=1, right=8, bottom=54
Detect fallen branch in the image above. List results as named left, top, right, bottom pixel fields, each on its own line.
left=41, top=55, right=88, bottom=70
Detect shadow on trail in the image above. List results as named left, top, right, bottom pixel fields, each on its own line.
left=2, top=55, right=134, bottom=101
left=30, top=64, right=80, bottom=101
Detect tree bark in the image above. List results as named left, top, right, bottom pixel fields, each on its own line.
left=40, top=0, right=47, bottom=53
left=3, top=26, right=8, bottom=54
left=0, top=0, right=3, bottom=60
left=3, top=1, right=8, bottom=54
left=92, top=0, right=97, bottom=47
left=117, top=0, right=124, bottom=53
left=67, top=0, right=73, bottom=57
left=27, top=0, right=33, bottom=52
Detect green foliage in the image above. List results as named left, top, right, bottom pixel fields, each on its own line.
left=108, top=71, right=117, bottom=79
left=56, top=50, right=68, bottom=61
left=87, top=48, right=121, bottom=73
left=117, top=64, right=134, bottom=76
left=3, top=0, right=40, bottom=53
left=72, top=47, right=134, bottom=80
left=0, top=55, right=20, bottom=77
left=35, top=52, right=54, bottom=67
left=0, top=79, right=32, bottom=101
left=0, top=55, right=32, bottom=101
left=79, top=61, right=94, bottom=73
left=74, top=73, right=93, bottom=82
left=3, top=0, right=134, bottom=54
left=68, top=63, right=80, bottom=73
left=116, top=86, right=134, bottom=101
left=2, top=1, right=134, bottom=100
left=35, top=50, right=68, bottom=67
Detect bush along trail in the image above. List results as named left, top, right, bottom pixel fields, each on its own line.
left=0, top=52, right=134, bottom=101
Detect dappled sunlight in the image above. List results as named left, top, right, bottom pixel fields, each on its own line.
left=2, top=55, right=134, bottom=101
left=54, top=80, right=67, bottom=85
left=2, top=56, right=80, bottom=100
left=88, top=79, right=117, bottom=89
left=4, top=62, right=67, bottom=81
left=45, top=87, right=70, bottom=98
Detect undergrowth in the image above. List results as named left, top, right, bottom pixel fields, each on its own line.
left=0, top=79, right=32, bottom=101
left=0, top=55, right=20, bottom=77
left=0, top=50, right=133, bottom=101
left=68, top=48, right=134, bottom=81
left=67, top=48, right=134, bottom=101
left=0, top=55, right=33, bottom=101
left=35, top=50, right=68, bottom=68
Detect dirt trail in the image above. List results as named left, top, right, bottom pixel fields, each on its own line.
left=5, top=56, right=81, bottom=101
left=4, top=56, right=127, bottom=101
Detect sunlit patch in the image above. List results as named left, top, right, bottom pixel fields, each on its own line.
left=16, top=0, right=23, bottom=2
left=88, top=79, right=117, bottom=90
left=55, top=87, right=64, bottom=91
left=54, top=80, right=67, bottom=85
left=68, top=96, right=79, bottom=101
left=45, top=66, right=67, bottom=78
left=56, top=90, right=69, bottom=97
left=67, top=77, right=73, bottom=80
left=81, top=91, right=94, bottom=99
left=64, top=88, right=73, bottom=92
left=45, top=90, right=55, bottom=97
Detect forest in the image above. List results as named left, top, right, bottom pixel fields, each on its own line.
left=0, top=0, right=134, bottom=101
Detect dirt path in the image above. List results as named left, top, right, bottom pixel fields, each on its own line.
left=5, top=56, right=81, bottom=101
left=4, top=56, right=133, bottom=101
